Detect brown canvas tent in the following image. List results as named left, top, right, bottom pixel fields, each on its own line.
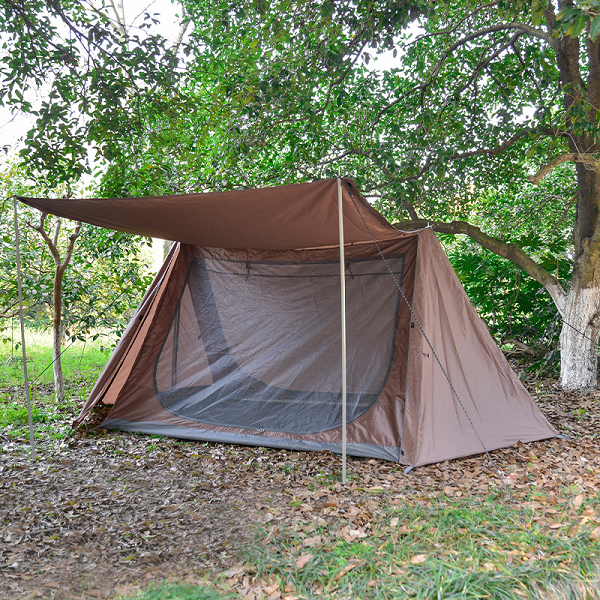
left=17, top=178, right=556, bottom=467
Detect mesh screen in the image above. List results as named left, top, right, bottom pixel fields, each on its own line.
left=154, top=255, right=404, bottom=434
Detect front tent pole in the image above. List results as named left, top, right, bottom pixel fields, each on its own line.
left=13, top=198, right=36, bottom=461
left=337, top=178, right=347, bottom=485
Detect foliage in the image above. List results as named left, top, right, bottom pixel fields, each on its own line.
left=59, top=225, right=154, bottom=341
left=0, top=0, right=182, bottom=186
left=0, top=402, right=59, bottom=428
left=98, top=0, right=428, bottom=195
left=0, top=160, right=153, bottom=343
left=447, top=219, right=572, bottom=372
left=162, top=0, right=548, bottom=202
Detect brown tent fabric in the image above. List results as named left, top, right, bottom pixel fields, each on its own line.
left=403, top=231, right=556, bottom=466
left=17, top=179, right=399, bottom=251
left=17, top=179, right=557, bottom=466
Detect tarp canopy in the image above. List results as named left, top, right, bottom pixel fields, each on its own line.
left=17, top=178, right=398, bottom=250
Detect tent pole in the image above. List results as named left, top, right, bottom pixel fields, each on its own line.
left=337, top=178, right=347, bottom=485
left=13, top=198, right=36, bottom=461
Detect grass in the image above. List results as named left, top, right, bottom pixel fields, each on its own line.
left=245, top=494, right=600, bottom=599
left=0, top=326, right=112, bottom=444
left=0, top=326, right=113, bottom=387
left=118, top=495, right=599, bottom=600
left=117, top=582, right=235, bottom=600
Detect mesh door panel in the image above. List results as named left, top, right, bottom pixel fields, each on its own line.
left=154, top=255, right=404, bottom=434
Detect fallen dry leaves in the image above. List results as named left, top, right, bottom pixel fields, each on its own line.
left=0, top=373, right=599, bottom=599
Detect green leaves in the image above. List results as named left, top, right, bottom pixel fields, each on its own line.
left=554, top=1, right=600, bottom=40
left=531, top=0, right=547, bottom=26
left=0, top=0, right=180, bottom=186
left=320, top=2, right=335, bottom=19
left=591, top=14, right=600, bottom=40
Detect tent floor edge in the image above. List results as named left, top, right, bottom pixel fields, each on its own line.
left=102, top=418, right=404, bottom=463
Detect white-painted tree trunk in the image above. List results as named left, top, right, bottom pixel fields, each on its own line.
left=52, top=265, right=65, bottom=402
left=560, top=286, right=600, bottom=390
left=52, top=320, right=65, bottom=402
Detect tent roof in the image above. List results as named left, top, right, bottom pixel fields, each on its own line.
left=16, top=178, right=401, bottom=251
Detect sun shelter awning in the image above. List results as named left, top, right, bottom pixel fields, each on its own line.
left=16, top=178, right=400, bottom=250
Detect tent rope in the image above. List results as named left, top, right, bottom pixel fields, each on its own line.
left=560, top=318, right=597, bottom=345
left=28, top=338, right=78, bottom=387
left=343, top=180, right=544, bottom=556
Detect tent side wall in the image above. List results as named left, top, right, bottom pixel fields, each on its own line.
left=402, top=229, right=557, bottom=467
left=73, top=243, right=186, bottom=425
left=73, top=243, right=182, bottom=426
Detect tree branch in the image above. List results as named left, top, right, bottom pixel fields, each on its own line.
left=505, top=22, right=555, bottom=46
left=172, top=19, right=190, bottom=59
left=84, top=0, right=127, bottom=39
left=26, top=213, right=61, bottom=263
left=406, top=2, right=501, bottom=47
left=52, top=216, right=61, bottom=248
left=401, top=197, right=420, bottom=220
left=59, top=222, right=82, bottom=273
left=453, top=131, right=526, bottom=160
left=376, top=21, right=554, bottom=125
left=0, top=304, right=20, bottom=319
left=527, top=153, right=600, bottom=183
left=394, top=219, right=568, bottom=315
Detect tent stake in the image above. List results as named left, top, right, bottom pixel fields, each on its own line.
left=337, top=178, right=347, bottom=485
left=13, top=198, right=36, bottom=461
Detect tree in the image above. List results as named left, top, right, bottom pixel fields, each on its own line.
left=2, top=159, right=153, bottom=400
left=167, top=0, right=598, bottom=390
left=27, top=212, right=81, bottom=401
left=0, top=0, right=187, bottom=184
left=1, top=0, right=186, bottom=398
left=384, top=0, right=600, bottom=391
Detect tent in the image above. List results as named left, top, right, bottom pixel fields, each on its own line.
left=17, top=178, right=557, bottom=467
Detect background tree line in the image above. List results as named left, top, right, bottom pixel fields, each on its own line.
left=1, top=0, right=597, bottom=395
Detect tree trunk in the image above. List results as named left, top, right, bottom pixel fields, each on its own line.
left=560, top=285, right=600, bottom=389
left=52, top=265, right=65, bottom=402
left=560, top=159, right=600, bottom=389
left=29, top=215, right=80, bottom=403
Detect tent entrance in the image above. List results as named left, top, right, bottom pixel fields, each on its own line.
left=154, top=254, right=405, bottom=434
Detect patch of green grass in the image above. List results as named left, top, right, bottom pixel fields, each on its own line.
left=0, top=401, right=59, bottom=426
left=1, top=327, right=113, bottom=447
left=118, top=581, right=236, bottom=600
left=247, top=493, right=600, bottom=599
left=0, top=327, right=112, bottom=388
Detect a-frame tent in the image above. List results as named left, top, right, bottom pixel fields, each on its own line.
left=17, top=178, right=556, bottom=467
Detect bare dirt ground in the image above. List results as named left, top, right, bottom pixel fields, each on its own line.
left=1, top=375, right=599, bottom=600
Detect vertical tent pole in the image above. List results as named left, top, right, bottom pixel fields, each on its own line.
left=13, top=198, right=36, bottom=461
left=337, top=178, right=347, bottom=485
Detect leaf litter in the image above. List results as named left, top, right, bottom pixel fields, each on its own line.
left=1, top=374, right=600, bottom=599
